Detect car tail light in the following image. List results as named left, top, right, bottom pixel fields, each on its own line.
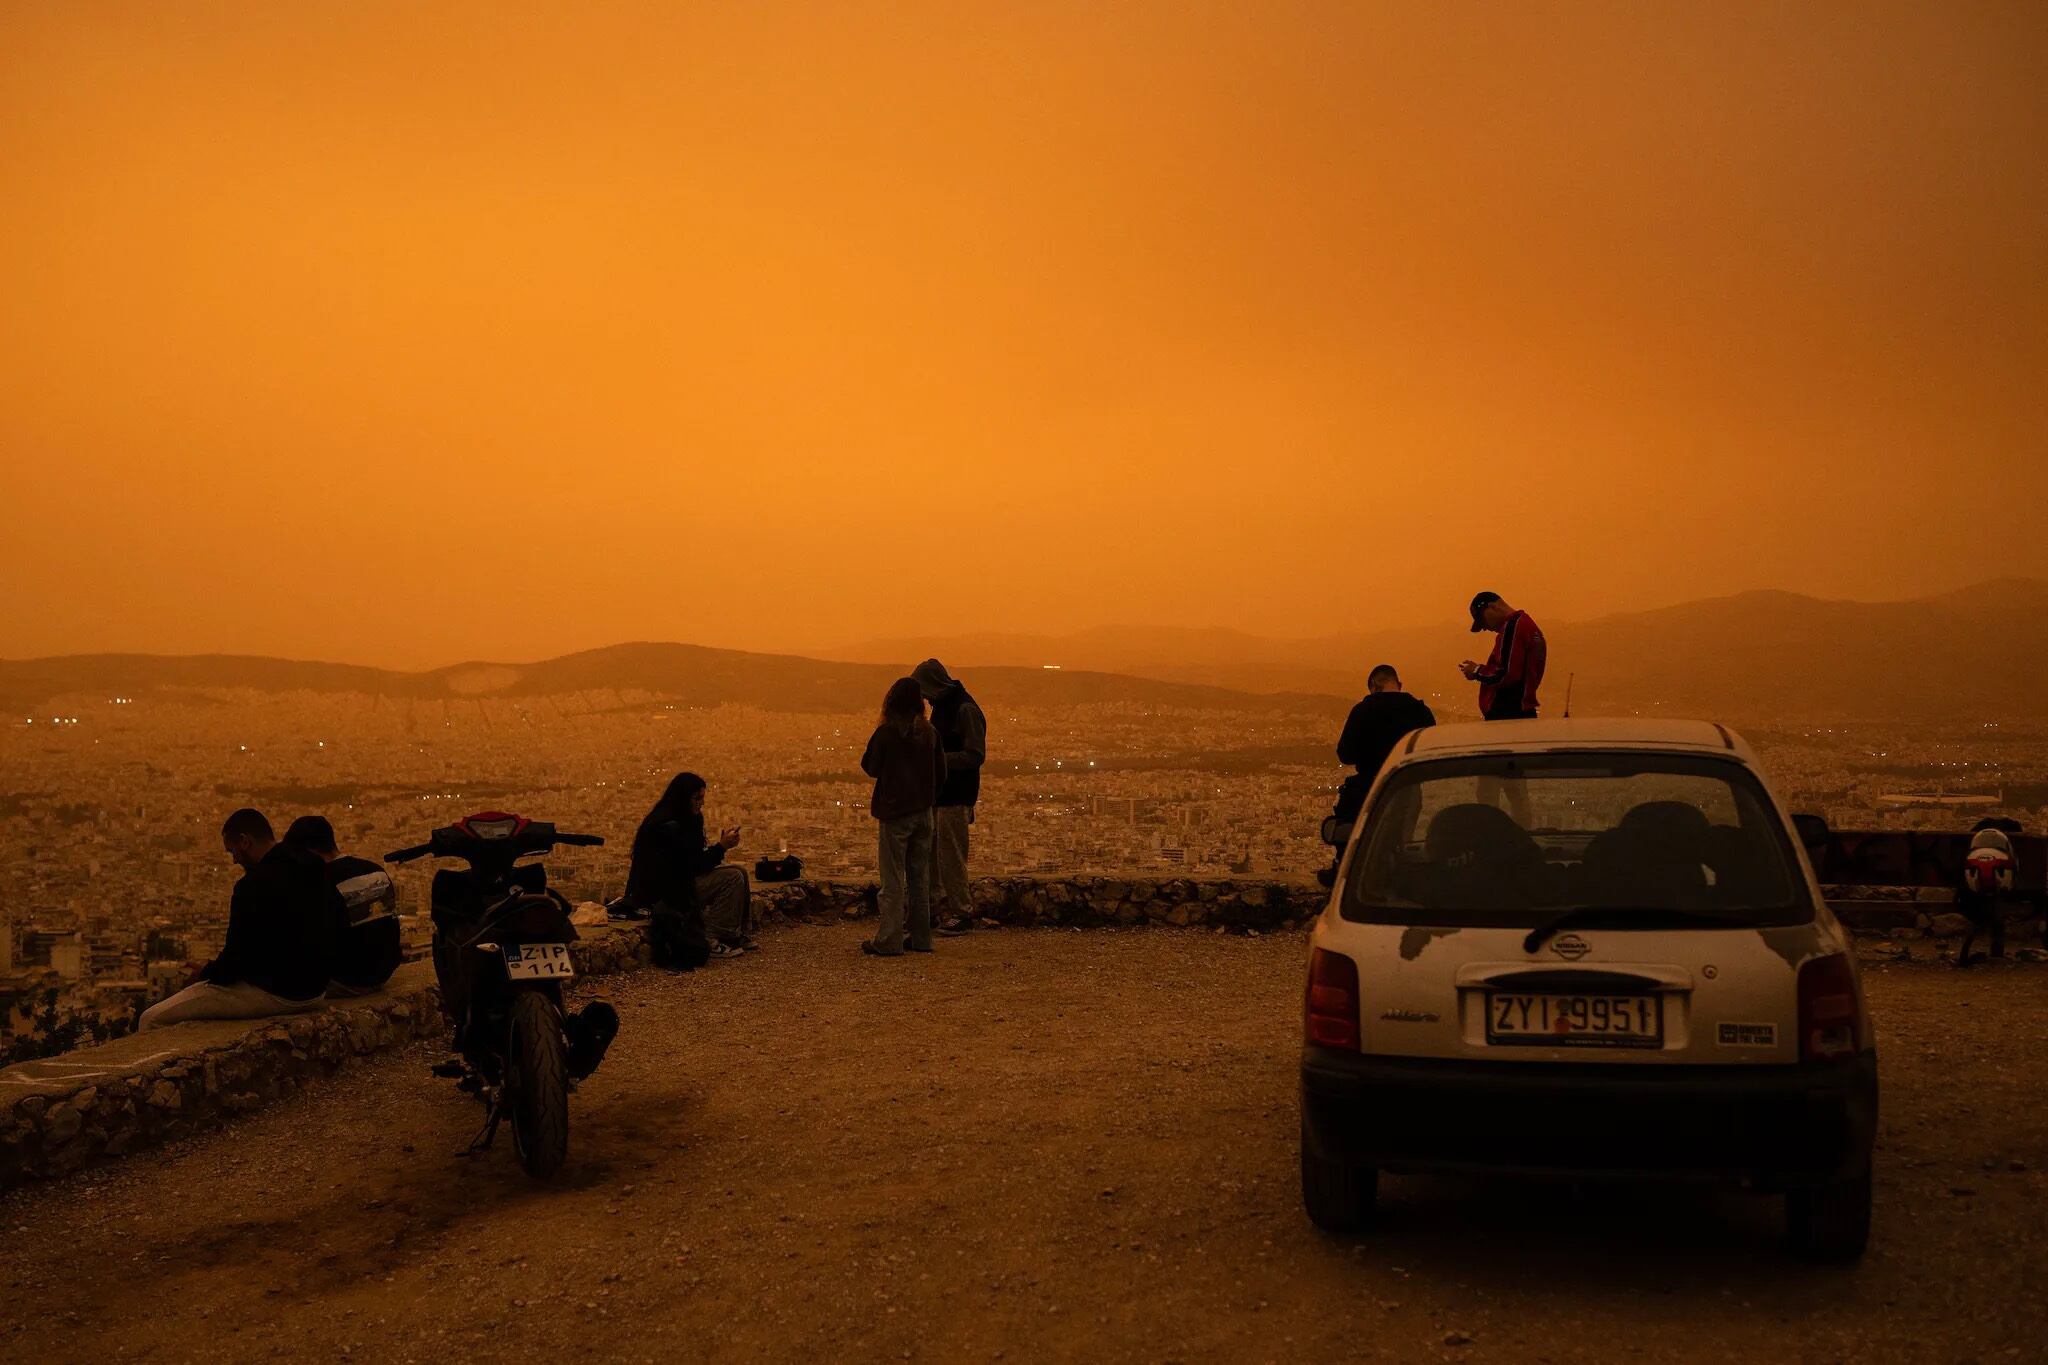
left=1797, top=953, right=1862, bottom=1061
left=1305, top=948, right=1360, bottom=1051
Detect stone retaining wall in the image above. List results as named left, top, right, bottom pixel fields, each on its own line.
left=759, top=875, right=1324, bottom=932
left=1822, top=885, right=2046, bottom=941
left=0, top=923, right=652, bottom=1193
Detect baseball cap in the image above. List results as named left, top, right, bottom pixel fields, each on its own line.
left=1468, top=591, right=1502, bottom=632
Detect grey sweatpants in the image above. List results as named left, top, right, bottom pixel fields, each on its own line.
left=875, top=810, right=936, bottom=954
left=697, top=865, right=752, bottom=943
left=139, top=981, right=325, bottom=1031
left=931, top=804, right=972, bottom=919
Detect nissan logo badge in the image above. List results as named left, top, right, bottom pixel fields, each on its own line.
left=1549, top=933, right=1591, bottom=961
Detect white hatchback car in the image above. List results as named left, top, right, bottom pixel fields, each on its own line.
left=1301, top=719, right=1877, bottom=1260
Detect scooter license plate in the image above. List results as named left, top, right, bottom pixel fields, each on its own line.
left=503, top=943, right=575, bottom=980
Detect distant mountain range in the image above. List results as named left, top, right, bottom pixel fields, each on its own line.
left=0, top=641, right=1344, bottom=718
left=4, top=580, right=2036, bottom=723
left=833, top=579, right=2045, bottom=722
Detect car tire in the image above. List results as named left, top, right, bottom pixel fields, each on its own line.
left=1785, top=1169, right=1871, bottom=1262
left=1300, top=1109, right=1378, bottom=1232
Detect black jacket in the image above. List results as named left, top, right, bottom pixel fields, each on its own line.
left=201, top=844, right=332, bottom=1001
left=625, top=806, right=725, bottom=911
left=929, top=684, right=987, bottom=808
left=1336, top=691, right=1437, bottom=780
left=862, top=719, right=949, bottom=821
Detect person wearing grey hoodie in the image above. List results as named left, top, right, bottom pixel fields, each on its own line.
left=912, top=658, right=987, bottom=934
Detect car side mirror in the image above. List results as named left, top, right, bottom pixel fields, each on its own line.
left=1791, top=813, right=1830, bottom=849
left=1320, top=816, right=1354, bottom=848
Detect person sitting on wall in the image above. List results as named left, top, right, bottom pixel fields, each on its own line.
left=624, top=773, right=750, bottom=967
left=1323, top=664, right=1436, bottom=884
left=282, top=815, right=403, bottom=996
left=140, top=808, right=330, bottom=1030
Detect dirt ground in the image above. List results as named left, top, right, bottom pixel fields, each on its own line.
left=2, top=923, right=2044, bottom=1364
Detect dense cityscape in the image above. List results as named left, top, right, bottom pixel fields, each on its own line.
left=5, top=684, right=2046, bottom=1056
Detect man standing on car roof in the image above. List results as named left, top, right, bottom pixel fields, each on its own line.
left=1460, top=591, right=1547, bottom=720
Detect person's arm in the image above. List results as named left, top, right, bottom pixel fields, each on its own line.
left=1336, top=703, right=1369, bottom=766
left=1415, top=700, right=1437, bottom=729
left=654, top=817, right=716, bottom=877
left=1471, top=618, right=1518, bottom=685
left=861, top=726, right=884, bottom=779
left=200, top=879, right=254, bottom=984
left=932, top=730, right=949, bottom=797
left=946, top=701, right=986, bottom=772
left=1498, top=618, right=1531, bottom=689
left=682, top=815, right=729, bottom=874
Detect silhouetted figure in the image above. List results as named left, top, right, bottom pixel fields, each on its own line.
left=625, top=773, right=747, bottom=968
left=860, top=677, right=949, bottom=957
left=282, top=814, right=401, bottom=996
left=1956, top=820, right=2020, bottom=968
left=914, top=659, right=986, bottom=934
left=1325, top=665, right=1435, bottom=883
left=140, top=809, right=330, bottom=1030
left=1460, top=591, right=1547, bottom=720
left=1337, top=664, right=1437, bottom=788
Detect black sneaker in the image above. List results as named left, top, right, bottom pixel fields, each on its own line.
left=708, top=941, right=747, bottom=960
left=735, top=934, right=760, bottom=953
left=935, top=917, right=972, bottom=937
left=566, top=1002, right=619, bottom=1081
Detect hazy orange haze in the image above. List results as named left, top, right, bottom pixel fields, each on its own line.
left=2, top=1, right=2043, bottom=667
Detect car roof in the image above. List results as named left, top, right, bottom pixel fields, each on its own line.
left=1398, top=717, right=1757, bottom=763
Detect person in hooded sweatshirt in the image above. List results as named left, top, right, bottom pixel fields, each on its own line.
left=860, top=677, right=950, bottom=957
left=912, top=659, right=987, bottom=934
left=1324, top=665, right=1435, bottom=882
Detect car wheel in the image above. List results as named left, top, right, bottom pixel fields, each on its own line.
left=1300, top=1109, right=1378, bottom=1232
left=1785, top=1169, right=1871, bottom=1262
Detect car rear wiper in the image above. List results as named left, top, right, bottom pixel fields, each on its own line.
left=1522, top=906, right=1740, bottom=955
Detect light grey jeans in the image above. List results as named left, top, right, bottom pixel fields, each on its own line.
left=875, top=810, right=936, bottom=954
left=697, top=865, right=752, bottom=944
left=931, top=804, right=972, bottom=920
left=139, top=981, right=325, bottom=1031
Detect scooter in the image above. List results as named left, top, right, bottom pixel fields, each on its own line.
left=388, top=812, right=617, bottom=1179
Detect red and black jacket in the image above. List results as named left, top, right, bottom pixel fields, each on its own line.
left=1475, top=610, right=1546, bottom=719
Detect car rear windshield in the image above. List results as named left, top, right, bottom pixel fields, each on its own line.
left=1341, top=751, right=1811, bottom=928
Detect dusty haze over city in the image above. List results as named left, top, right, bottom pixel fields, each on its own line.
left=3, top=0, right=2045, bottom=1073
left=3, top=2, right=2045, bottom=668
left=4, top=5, right=2048, bottom=1361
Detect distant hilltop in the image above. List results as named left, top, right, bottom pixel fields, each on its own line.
left=0, top=641, right=1347, bottom=718
left=5, top=579, right=2041, bottom=724
left=833, top=578, right=2048, bottom=724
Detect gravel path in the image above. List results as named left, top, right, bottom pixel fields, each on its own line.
left=3, top=924, right=2044, bottom=1364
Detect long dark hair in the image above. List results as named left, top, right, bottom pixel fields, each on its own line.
left=881, top=677, right=925, bottom=735
left=638, top=771, right=706, bottom=840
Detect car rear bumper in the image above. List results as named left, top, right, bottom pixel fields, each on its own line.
left=1301, top=1047, right=1877, bottom=1186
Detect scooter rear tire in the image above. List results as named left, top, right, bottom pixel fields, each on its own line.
left=507, top=990, right=569, bottom=1180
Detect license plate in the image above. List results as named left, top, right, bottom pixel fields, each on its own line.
left=503, top=943, right=575, bottom=980
left=1486, top=993, right=1661, bottom=1048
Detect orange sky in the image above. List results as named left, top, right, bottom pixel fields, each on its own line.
left=2, top=2, right=2043, bottom=669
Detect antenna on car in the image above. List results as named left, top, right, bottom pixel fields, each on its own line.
left=1562, top=673, right=1575, bottom=719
